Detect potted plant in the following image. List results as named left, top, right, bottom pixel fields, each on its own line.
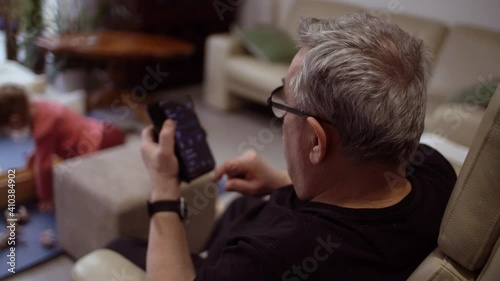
left=2, top=0, right=22, bottom=61
left=16, top=0, right=46, bottom=73
left=47, top=1, right=133, bottom=91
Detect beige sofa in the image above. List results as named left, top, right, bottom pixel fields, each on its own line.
left=425, top=25, right=500, bottom=147
left=203, top=0, right=500, bottom=148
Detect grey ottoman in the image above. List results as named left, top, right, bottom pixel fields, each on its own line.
left=54, top=139, right=217, bottom=259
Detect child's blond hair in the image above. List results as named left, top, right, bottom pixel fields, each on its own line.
left=0, top=84, right=30, bottom=128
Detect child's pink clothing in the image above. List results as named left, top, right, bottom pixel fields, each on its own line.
left=29, top=100, right=124, bottom=201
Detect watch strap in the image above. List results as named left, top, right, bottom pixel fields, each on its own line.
left=147, top=198, right=186, bottom=220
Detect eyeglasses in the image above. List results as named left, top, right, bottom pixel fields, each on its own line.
left=267, top=86, right=332, bottom=125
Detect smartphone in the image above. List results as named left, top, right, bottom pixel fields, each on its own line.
left=146, top=95, right=215, bottom=182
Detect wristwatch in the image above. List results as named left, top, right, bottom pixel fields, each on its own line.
left=147, top=197, right=188, bottom=221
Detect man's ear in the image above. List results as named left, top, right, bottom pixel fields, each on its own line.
left=306, top=117, right=327, bottom=164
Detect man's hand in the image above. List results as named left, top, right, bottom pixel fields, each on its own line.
left=141, top=120, right=180, bottom=201
left=143, top=122, right=195, bottom=281
left=214, top=150, right=291, bottom=197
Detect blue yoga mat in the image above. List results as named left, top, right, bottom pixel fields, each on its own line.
left=0, top=201, right=62, bottom=279
left=0, top=136, right=33, bottom=172
left=0, top=137, right=62, bottom=278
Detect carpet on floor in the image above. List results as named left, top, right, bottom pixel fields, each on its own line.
left=0, top=200, right=62, bottom=279
left=0, top=136, right=33, bottom=173
left=0, top=136, right=62, bottom=279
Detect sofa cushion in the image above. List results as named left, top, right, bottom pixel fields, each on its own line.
left=427, top=26, right=500, bottom=103
left=278, top=0, right=362, bottom=40
left=226, top=55, right=289, bottom=102
left=236, top=26, right=298, bottom=64
left=0, top=60, right=46, bottom=93
left=448, top=79, right=500, bottom=108
left=278, top=0, right=447, bottom=56
left=382, top=13, right=448, bottom=57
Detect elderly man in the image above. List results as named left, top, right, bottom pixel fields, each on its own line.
left=117, top=14, right=456, bottom=280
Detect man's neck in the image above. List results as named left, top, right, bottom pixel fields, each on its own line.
left=310, top=164, right=412, bottom=209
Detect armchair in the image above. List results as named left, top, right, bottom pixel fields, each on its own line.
left=408, top=77, right=500, bottom=280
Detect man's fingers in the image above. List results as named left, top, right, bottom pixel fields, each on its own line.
left=213, top=151, right=258, bottom=181
left=215, top=158, right=246, bottom=180
left=158, top=119, right=176, bottom=155
left=141, top=125, right=156, bottom=154
left=241, top=149, right=258, bottom=160
left=214, top=161, right=240, bottom=181
left=141, top=125, right=155, bottom=142
left=213, top=165, right=226, bottom=181
left=225, top=178, right=255, bottom=194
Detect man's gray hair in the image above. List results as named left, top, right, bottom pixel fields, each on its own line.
left=290, top=14, right=432, bottom=163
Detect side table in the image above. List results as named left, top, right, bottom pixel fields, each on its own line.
left=36, top=32, right=195, bottom=112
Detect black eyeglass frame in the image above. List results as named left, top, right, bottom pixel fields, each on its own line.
left=267, top=86, right=333, bottom=125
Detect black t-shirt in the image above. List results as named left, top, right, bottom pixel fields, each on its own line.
left=195, top=145, right=457, bottom=281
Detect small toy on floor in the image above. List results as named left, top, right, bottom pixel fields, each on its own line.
left=39, top=229, right=57, bottom=248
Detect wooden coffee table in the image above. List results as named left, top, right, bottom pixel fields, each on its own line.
left=36, top=31, right=195, bottom=113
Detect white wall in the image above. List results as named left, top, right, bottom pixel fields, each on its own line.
left=240, top=0, right=500, bottom=33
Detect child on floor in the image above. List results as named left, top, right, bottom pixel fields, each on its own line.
left=0, top=84, right=126, bottom=212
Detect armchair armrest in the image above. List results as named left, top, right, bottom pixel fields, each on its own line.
left=203, top=33, right=246, bottom=110
left=72, top=249, right=146, bottom=281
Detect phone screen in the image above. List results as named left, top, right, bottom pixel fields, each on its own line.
left=161, top=100, right=214, bottom=177
left=147, top=96, right=215, bottom=181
